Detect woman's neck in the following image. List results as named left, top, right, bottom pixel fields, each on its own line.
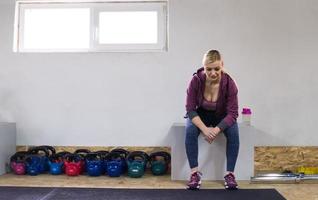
left=206, top=78, right=220, bottom=86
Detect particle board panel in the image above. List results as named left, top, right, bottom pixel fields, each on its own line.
left=16, top=146, right=170, bottom=155
left=255, top=146, right=318, bottom=174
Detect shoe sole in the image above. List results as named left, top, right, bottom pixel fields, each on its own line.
left=225, top=185, right=238, bottom=190
left=186, top=180, right=202, bottom=190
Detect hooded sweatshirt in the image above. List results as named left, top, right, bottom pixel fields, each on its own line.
left=185, top=67, right=238, bottom=131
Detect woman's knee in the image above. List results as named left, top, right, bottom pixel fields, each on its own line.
left=186, top=118, right=199, bottom=132
left=185, top=119, right=199, bottom=142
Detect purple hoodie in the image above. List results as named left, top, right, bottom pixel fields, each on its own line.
left=185, top=67, right=238, bottom=131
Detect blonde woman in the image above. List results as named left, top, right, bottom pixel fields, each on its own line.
left=185, top=50, right=239, bottom=190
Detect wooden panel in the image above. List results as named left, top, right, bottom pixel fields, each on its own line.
left=254, top=146, right=318, bottom=174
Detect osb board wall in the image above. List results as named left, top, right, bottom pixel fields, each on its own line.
left=16, top=146, right=170, bottom=154
left=255, top=146, right=318, bottom=174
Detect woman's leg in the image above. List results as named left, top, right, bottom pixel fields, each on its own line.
left=185, top=117, right=203, bottom=189
left=223, top=122, right=240, bottom=172
left=185, top=117, right=200, bottom=170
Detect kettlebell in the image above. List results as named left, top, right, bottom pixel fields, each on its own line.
left=149, top=151, right=171, bottom=175
left=25, top=155, right=42, bottom=176
left=10, top=151, right=28, bottom=175
left=126, top=151, right=149, bottom=178
left=64, top=153, right=82, bottom=176
left=106, top=151, right=124, bottom=177
left=95, top=150, right=109, bottom=174
left=27, top=147, right=50, bottom=174
left=85, top=152, right=102, bottom=176
left=74, top=149, right=91, bottom=174
left=48, top=153, right=65, bottom=175
left=110, top=148, right=129, bottom=174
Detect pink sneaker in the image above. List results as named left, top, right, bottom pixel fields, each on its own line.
left=224, top=173, right=238, bottom=190
left=186, top=171, right=202, bottom=190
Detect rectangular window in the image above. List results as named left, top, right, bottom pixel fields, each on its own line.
left=14, top=1, right=168, bottom=52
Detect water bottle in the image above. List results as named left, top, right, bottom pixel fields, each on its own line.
left=242, top=108, right=252, bottom=125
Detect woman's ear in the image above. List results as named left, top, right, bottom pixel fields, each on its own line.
left=220, top=60, right=225, bottom=73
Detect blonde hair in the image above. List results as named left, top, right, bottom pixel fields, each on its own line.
left=202, top=49, right=221, bottom=65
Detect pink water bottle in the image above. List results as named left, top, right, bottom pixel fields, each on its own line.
left=242, top=108, right=252, bottom=125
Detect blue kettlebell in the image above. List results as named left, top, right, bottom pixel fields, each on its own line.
left=48, top=162, right=63, bottom=175
left=95, top=150, right=109, bottom=174
left=27, top=147, right=50, bottom=173
left=85, top=153, right=102, bottom=176
left=25, top=155, right=42, bottom=176
left=48, top=153, right=65, bottom=175
left=106, top=152, right=124, bottom=177
left=110, top=148, right=129, bottom=174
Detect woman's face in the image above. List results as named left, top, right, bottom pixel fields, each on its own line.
left=204, top=60, right=223, bottom=82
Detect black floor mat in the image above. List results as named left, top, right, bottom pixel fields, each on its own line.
left=0, top=187, right=53, bottom=200
left=0, top=187, right=286, bottom=200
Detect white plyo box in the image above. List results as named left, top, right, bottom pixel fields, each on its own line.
left=0, top=122, right=16, bottom=175
left=169, top=123, right=258, bottom=180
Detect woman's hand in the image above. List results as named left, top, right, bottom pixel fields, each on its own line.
left=202, top=127, right=221, bottom=144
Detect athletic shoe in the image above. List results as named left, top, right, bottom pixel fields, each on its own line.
left=224, top=173, right=238, bottom=190
left=186, top=171, right=202, bottom=190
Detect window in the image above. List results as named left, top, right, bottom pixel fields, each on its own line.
left=14, top=1, right=168, bottom=52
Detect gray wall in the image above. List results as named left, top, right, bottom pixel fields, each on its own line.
left=1, top=0, right=318, bottom=148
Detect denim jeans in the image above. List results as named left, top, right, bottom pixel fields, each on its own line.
left=185, top=108, right=240, bottom=172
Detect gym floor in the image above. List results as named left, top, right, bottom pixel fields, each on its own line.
left=0, top=173, right=317, bottom=200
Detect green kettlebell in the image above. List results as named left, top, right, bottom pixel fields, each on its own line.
left=150, top=151, right=171, bottom=175
left=151, top=160, right=166, bottom=175
left=128, top=161, right=145, bottom=178
left=127, top=151, right=148, bottom=178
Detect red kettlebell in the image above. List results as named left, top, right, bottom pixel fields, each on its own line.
left=64, top=154, right=82, bottom=176
left=10, top=151, right=28, bottom=175
left=11, top=162, right=26, bottom=175
left=74, top=149, right=90, bottom=174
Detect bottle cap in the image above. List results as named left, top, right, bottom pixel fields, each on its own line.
left=242, top=108, right=252, bottom=115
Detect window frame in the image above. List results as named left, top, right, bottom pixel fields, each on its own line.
left=13, top=0, right=168, bottom=53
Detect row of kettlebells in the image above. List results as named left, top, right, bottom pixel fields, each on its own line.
left=10, top=146, right=171, bottom=178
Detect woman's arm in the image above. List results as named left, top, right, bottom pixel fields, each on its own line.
left=192, top=116, right=216, bottom=143
left=185, top=76, right=200, bottom=119
left=186, top=75, right=218, bottom=142
left=216, top=79, right=239, bottom=131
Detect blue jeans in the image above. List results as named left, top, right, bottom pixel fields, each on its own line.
left=185, top=108, right=240, bottom=172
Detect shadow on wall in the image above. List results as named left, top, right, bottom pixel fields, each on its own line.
left=163, top=122, right=285, bottom=180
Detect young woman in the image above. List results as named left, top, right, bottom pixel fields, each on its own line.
left=185, top=50, right=239, bottom=190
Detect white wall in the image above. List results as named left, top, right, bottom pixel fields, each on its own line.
left=1, top=0, right=318, bottom=148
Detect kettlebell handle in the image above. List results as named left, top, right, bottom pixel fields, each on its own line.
left=27, top=147, right=50, bottom=157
